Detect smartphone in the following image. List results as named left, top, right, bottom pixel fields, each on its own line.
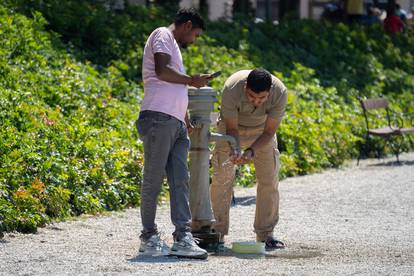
left=209, top=71, right=221, bottom=79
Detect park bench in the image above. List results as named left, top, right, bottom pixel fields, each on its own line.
left=358, top=97, right=414, bottom=164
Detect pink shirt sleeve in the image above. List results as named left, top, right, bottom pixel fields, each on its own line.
left=151, top=29, right=173, bottom=55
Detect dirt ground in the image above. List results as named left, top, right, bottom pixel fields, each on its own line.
left=1, top=153, right=413, bottom=275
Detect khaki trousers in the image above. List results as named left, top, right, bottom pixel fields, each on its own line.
left=210, top=122, right=280, bottom=241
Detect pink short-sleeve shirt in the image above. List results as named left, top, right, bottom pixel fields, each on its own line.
left=141, top=27, right=188, bottom=122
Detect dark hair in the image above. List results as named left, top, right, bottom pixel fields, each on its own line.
left=387, top=5, right=396, bottom=16
left=174, top=8, right=206, bottom=30
left=246, top=69, right=272, bottom=93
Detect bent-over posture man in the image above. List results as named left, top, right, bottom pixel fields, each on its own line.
left=211, top=69, right=287, bottom=250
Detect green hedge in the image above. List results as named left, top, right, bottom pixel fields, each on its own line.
left=1, top=3, right=413, bottom=234
left=0, top=7, right=146, bottom=233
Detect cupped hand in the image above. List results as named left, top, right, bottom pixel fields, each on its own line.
left=230, top=149, right=243, bottom=165
left=240, top=149, right=254, bottom=164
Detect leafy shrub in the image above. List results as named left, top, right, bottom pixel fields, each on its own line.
left=0, top=6, right=143, bottom=234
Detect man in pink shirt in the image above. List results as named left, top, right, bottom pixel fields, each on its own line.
left=136, top=8, right=210, bottom=259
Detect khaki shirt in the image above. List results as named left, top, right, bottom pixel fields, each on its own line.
left=220, top=70, right=287, bottom=127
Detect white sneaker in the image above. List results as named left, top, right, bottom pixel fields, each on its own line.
left=169, top=233, right=208, bottom=259
left=139, top=233, right=170, bottom=256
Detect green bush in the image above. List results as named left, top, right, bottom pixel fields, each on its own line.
left=0, top=6, right=143, bottom=234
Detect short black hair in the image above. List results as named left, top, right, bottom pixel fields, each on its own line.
left=174, top=8, right=206, bottom=30
left=246, top=69, right=272, bottom=93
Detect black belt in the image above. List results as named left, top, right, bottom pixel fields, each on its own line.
left=139, top=110, right=174, bottom=120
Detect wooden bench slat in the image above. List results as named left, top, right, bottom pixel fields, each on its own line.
left=368, top=126, right=400, bottom=136
left=361, top=98, right=389, bottom=110
left=400, top=127, right=414, bottom=134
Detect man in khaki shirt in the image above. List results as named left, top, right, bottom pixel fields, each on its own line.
left=211, top=69, right=287, bottom=250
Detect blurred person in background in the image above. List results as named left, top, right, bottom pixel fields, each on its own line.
left=384, top=4, right=405, bottom=33
left=346, top=0, right=364, bottom=23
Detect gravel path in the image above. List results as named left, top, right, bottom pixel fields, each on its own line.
left=1, top=153, right=414, bottom=275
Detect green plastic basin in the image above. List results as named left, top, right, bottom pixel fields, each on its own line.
left=231, top=241, right=265, bottom=254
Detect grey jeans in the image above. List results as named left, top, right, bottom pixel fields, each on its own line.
left=136, top=110, right=191, bottom=241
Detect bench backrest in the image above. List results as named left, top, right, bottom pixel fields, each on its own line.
left=359, top=98, right=391, bottom=130
left=360, top=98, right=389, bottom=111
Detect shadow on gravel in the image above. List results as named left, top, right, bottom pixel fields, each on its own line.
left=128, top=255, right=207, bottom=263
left=233, top=196, right=256, bottom=206
left=368, top=159, right=414, bottom=167
left=47, top=226, right=64, bottom=231
left=212, top=246, right=323, bottom=260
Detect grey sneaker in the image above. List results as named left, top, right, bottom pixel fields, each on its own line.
left=139, top=233, right=170, bottom=256
left=169, top=233, right=208, bottom=259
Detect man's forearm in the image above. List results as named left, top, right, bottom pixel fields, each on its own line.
left=248, top=117, right=282, bottom=152
left=157, top=65, right=192, bottom=85
left=249, top=132, right=275, bottom=152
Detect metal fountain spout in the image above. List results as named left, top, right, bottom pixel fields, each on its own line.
left=187, top=86, right=239, bottom=251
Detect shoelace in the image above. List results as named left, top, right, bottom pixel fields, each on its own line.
left=148, top=232, right=166, bottom=247
left=180, top=235, right=201, bottom=246
left=192, top=237, right=201, bottom=244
